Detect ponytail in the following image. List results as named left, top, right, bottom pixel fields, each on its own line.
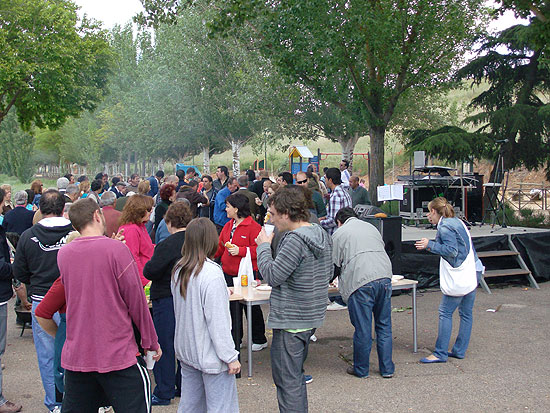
left=427, top=197, right=455, bottom=218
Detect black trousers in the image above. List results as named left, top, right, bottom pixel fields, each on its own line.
left=62, top=358, right=151, bottom=413
left=224, top=273, right=267, bottom=346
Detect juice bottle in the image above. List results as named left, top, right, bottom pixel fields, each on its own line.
left=241, top=273, right=248, bottom=287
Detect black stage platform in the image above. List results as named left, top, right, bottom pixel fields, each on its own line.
left=399, top=226, right=550, bottom=288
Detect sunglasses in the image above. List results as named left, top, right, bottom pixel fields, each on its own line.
left=296, top=179, right=307, bottom=184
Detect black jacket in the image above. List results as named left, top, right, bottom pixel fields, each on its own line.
left=249, top=178, right=270, bottom=199
left=143, top=231, right=186, bottom=300
left=0, top=227, right=14, bottom=302
left=13, top=218, right=73, bottom=299
left=2, top=206, right=35, bottom=235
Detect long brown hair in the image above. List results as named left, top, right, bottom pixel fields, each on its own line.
left=428, top=197, right=455, bottom=218
left=173, top=218, right=219, bottom=298
left=119, top=194, right=154, bottom=226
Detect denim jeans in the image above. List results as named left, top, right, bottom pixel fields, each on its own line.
left=54, top=313, right=66, bottom=394
left=347, top=278, right=394, bottom=377
left=433, top=288, right=476, bottom=361
left=271, top=329, right=315, bottom=413
left=32, top=300, right=61, bottom=411
left=152, top=296, right=179, bottom=400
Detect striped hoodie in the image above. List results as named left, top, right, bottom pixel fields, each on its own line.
left=257, top=223, right=332, bottom=330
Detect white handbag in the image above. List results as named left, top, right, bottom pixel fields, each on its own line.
left=439, top=221, right=477, bottom=297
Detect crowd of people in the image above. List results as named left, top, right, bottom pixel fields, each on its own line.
left=0, top=161, right=480, bottom=413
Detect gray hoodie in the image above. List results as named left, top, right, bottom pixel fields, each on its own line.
left=172, top=259, right=239, bottom=374
left=257, top=223, right=332, bottom=330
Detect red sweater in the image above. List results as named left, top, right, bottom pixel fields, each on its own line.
left=35, top=277, right=66, bottom=317
left=215, top=216, right=261, bottom=276
left=119, top=223, right=154, bottom=286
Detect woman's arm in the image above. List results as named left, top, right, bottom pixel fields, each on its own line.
left=427, top=224, right=459, bottom=260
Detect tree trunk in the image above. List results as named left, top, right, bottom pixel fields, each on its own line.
left=125, top=154, right=130, bottom=179
left=339, top=133, right=361, bottom=174
left=368, top=126, right=386, bottom=205
left=141, top=159, right=146, bottom=177
left=230, top=139, right=242, bottom=177
left=157, top=158, right=163, bottom=172
left=202, top=146, right=211, bottom=174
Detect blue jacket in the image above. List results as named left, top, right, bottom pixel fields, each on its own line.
left=213, top=187, right=232, bottom=227
left=427, top=217, right=479, bottom=268
left=147, top=176, right=159, bottom=197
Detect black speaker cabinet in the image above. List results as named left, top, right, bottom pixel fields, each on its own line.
left=358, top=215, right=402, bottom=275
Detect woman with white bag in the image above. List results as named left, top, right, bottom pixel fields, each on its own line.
left=415, top=197, right=482, bottom=363
left=215, top=193, right=268, bottom=351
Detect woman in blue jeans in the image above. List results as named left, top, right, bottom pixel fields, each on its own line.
left=415, top=197, right=482, bottom=363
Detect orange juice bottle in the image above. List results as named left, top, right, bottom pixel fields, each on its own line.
left=241, top=274, right=248, bottom=287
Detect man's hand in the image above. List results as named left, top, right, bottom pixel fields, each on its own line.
left=415, top=238, right=429, bottom=250
left=255, top=228, right=274, bottom=245
left=227, top=360, right=241, bottom=375
left=227, top=245, right=240, bottom=256
left=254, top=197, right=262, bottom=206
left=149, top=346, right=162, bottom=362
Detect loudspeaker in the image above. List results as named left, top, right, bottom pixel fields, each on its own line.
left=359, top=215, right=402, bottom=275
left=354, top=204, right=384, bottom=218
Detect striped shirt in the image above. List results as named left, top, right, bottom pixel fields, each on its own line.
left=321, top=185, right=352, bottom=235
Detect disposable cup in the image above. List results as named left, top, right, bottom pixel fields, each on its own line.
left=233, top=278, right=242, bottom=294
left=264, top=224, right=275, bottom=236
left=145, top=351, right=157, bottom=370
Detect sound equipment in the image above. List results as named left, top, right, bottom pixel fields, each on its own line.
left=358, top=215, right=402, bottom=275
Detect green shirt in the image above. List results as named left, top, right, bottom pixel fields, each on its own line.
left=349, top=186, right=371, bottom=207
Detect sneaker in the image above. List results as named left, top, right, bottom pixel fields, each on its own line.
left=98, top=408, right=114, bottom=413
left=151, top=395, right=171, bottom=406
left=251, top=342, right=268, bottom=352
left=327, top=302, right=347, bottom=311
left=0, top=401, right=22, bottom=413
left=309, top=334, right=317, bottom=342
left=50, top=407, right=61, bottom=413
left=381, top=373, right=393, bottom=379
left=304, top=374, right=313, bottom=384
left=346, top=366, right=368, bottom=378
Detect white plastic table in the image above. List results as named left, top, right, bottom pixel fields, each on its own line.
left=233, top=278, right=418, bottom=377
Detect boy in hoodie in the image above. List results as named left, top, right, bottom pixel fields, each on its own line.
left=13, top=189, right=72, bottom=413
left=256, top=186, right=332, bottom=413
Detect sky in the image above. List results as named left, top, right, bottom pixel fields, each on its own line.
left=74, top=0, right=144, bottom=29
left=74, top=0, right=526, bottom=31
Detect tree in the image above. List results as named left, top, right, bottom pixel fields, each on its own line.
left=0, top=109, right=35, bottom=182
left=137, top=0, right=486, bottom=202
left=0, top=0, right=113, bottom=131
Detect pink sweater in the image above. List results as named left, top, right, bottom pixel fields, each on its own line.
left=58, top=236, right=159, bottom=373
left=119, top=223, right=154, bottom=286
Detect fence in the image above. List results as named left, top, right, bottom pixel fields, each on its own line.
left=505, top=183, right=549, bottom=211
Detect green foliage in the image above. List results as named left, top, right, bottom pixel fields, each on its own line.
left=404, top=126, right=493, bottom=163
left=457, top=20, right=550, bottom=178
left=0, top=0, right=114, bottom=131
left=194, top=0, right=486, bottom=201
left=0, top=110, right=35, bottom=183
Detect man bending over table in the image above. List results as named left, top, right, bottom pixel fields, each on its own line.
left=256, top=186, right=332, bottom=413
left=332, top=207, right=395, bottom=379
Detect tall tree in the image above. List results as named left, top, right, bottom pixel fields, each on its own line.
left=0, top=0, right=113, bottom=130
left=138, top=0, right=486, bottom=202
left=0, top=110, right=35, bottom=182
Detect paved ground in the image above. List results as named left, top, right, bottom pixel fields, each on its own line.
left=4, top=282, right=550, bottom=412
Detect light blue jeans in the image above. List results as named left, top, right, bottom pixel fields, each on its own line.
left=32, top=300, right=61, bottom=411
left=433, top=288, right=476, bottom=361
